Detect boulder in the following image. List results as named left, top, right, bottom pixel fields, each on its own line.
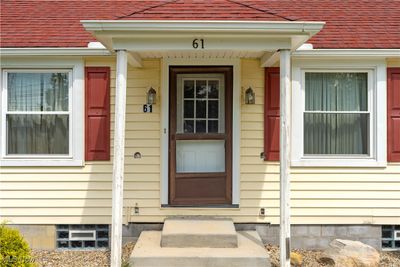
left=318, top=239, right=380, bottom=267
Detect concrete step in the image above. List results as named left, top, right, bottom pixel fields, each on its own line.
left=161, top=217, right=237, bottom=248
left=130, top=231, right=271, bottom=267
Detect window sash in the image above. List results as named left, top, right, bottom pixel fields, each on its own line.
left=2, top=69, right=73, bottom=158
left=302, top=70, right=373, bottom=158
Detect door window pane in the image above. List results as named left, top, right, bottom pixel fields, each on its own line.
left=184, top=80, right=194, bottom=98
left=184, top=100, right=194, bottom=118
left=184, top=120, right=194, bottom=133
left=208, top=80, right=219, bottom=99
left=196, top=120, right=206, bottom=133
left=208, top=120, right=219, bottom=133
left=176, top=140, right=225, bottom=172
left=196, top=100, right=206, bottom=118
left=208, top=100, right=219, bottom=119
left=196, top=80, right=207, bottom=98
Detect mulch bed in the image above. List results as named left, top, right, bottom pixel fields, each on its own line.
left=32, top=242, right=400, bottom=267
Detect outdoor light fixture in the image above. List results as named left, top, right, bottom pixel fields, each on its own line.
left=245, top=87, right=255, bottom=104
left=147, top=87, right=157, bottom=104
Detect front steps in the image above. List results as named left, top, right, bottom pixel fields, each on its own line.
left=130, top=217, right=271, bottom=267
left=161, top=217, right=237, bottom=248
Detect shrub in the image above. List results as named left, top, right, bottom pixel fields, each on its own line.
left=0, top=223, right=36, bottom=267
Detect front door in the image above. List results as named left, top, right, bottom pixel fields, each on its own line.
left=169, top=66, right=233, bottom=205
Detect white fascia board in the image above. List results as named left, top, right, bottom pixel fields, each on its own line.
left=81, top=20, right=325, bottom=35
left=292, top=49, right=400, bottom=58
left=0, top=47, right=112, bottom=56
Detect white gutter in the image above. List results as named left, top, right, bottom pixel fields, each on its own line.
left=0, top=47, right=112, bottom=56
left=81, top=20, right=325, bottom=35
left=293, top=49, right=400, bottom=58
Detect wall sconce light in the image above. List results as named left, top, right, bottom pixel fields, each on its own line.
left=147, top=87, right=157, bottom=104
left=245, top=87, right=255, bottom=104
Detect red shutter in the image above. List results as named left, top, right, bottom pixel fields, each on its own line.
left=264, top=67, right=280, bottom=161
left=85, top=67, right=110, bottom=161
left=388, top=67, right=400, bottom=162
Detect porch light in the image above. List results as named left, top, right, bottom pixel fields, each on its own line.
left=245, top=87, right=255, bottom=104
left=147, top=87, right=157, bottom=104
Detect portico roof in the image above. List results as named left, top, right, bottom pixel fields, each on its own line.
left=80, top=20, right=325, bottom=67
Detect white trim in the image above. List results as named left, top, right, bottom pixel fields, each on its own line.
left=161, top=58, right=241, bottom=205
left=291, top=59, right=387, bottom=167
left=0, top=48, right=111, bottom=56
left=260, top=51, right=280, bottom=67
left=293, top=49, right=400, bottom=58
left=0, top=58, right=84, bottom=167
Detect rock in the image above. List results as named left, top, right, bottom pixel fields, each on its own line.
left=318, top=239, right=380, bottom=267
left=290, top=251, right=303, bottom=266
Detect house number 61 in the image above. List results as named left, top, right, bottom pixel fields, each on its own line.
left=192, top=39, right=205, bottom=49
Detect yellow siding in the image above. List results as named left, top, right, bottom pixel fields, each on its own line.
left=1, top=58, right=399, bottom=225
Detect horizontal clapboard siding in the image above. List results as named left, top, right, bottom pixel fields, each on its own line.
left=0, top=58, right=400, bottom=225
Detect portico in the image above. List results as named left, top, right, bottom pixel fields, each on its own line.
left=82, top=19, right=324, bottom=267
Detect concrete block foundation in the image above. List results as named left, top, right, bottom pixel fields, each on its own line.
left=9, top=223, right=383, bottom=251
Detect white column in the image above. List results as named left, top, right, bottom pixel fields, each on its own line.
left=111, top=49, right=128, bottom=267
left=279, top=49, right=291, bottom=267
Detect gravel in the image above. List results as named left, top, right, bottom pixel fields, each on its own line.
left=32, top=242, right=400, bottom=267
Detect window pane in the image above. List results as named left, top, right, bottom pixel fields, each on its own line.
left=183, top=80, right=194, bottom=98
left=208, top=100, right=219, bottom=119
left=305, top=73, right=368, bottom=111
left=196, top=100, right=206, bottom=118
left=196, top=80, right=207, bottom=98
left=184, top=100, right=194, bottom=118
left=208, top=80, right=219, bottom=98
left=208, top=120, right=219, bottom=133
left=304, top=113, right=369, bottom=155
left=196, top=120, right=206, bottom=133
left=7, top=73, right=69, bottom=111
left=184, top=120, right=194, bottom=133
left=176, top=140, right=225, bottom=172
left=7, top=114, right=69, bottom=154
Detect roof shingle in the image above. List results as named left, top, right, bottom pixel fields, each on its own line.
left=1, top=0, right=399, bottom=49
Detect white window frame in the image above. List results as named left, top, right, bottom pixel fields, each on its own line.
left=291, top=59, right=387, bottom=167
left=0, top=58, right=84, bottom=166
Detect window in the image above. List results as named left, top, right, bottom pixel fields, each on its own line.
left=56, top=225, right=109, bottom=249
left=304, top=72, right=369, bottom=155
left=382, top=225, right=400, bottom=250
left=291, top=61, right=386, bottom=167
left=1, top=60, right=84, bottom=166
left=5, top=71, right=71, bottom=155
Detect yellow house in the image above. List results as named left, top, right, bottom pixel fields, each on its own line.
left=1, top=0, right=399, bottom=262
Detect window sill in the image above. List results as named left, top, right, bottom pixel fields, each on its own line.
left=291, top=158, right=387, bottom=168
left=0, top=159, right=84, bottom=167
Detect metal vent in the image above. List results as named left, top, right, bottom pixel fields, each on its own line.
left=56, top=225, right=109, bottom=249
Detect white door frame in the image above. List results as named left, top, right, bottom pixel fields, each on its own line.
left=161, top=58, right=241, bottom=206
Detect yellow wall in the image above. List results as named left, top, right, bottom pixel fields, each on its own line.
left=1, top=58, right=399, bottom=225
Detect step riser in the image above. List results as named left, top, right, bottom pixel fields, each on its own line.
left=161, top=234, right=237, bottom=248
left=161, top=218, right=238, bottom=248
left=133, top=257, right=268, bottom=267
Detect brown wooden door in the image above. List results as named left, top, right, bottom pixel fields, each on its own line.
left=169, top=66, right=233, bottom=206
